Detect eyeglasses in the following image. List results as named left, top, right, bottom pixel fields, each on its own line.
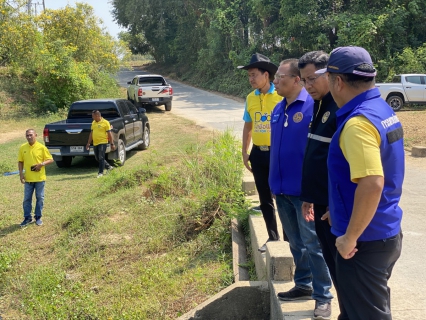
left=299, top=74, right=324, bottom=86
left=274, top=73, right=296, bottom=80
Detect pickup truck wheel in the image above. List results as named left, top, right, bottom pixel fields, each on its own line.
left=165, top=101, right=172, bottom=111
left=386, top=95, right=404, bottom=112
left=55, top=156, right=72, bottom=168
left=138, top=125, right=150, bottom=150
left=117, top=139, right=126, bottom=166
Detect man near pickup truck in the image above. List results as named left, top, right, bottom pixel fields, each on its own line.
left=319, top=46, right=404, bottom=319
left=238, top=53, right=282, bottom=253
left=18, top=129, right=54, bottom=227
left=86, top=110, right=116, bottom=178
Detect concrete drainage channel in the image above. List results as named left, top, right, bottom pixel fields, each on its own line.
left=179, top=146, right=426, bottom=319
left=178, top=174, right=322, bottom=320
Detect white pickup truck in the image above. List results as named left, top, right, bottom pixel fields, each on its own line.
left=376, top=74, right=426, bottom=111
left=127, top=74, right=173, bottom=111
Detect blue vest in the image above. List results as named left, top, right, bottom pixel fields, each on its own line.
left=269, top=88, right=313, bottom=196
left=328, top=88, right=404, bottom=241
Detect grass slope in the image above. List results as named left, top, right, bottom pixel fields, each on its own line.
left=0, top=107, right=249, bottom=319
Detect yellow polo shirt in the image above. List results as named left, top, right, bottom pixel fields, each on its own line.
left=18, top=141, right=52, bottom=182
left=244, top=84, right=282, bottom=146
left=91, top=118, right=111, bottom=146
left=339, top=116, right=383, bottom=183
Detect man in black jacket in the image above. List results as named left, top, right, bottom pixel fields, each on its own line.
left=298, top=51, right=348, bottom=320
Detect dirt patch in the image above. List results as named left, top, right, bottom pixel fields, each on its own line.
left=0, top=131, right=24, bottom=144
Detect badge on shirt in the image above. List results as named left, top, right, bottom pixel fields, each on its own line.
left=271, top=113, right=280, bottom=124
left=322, top=111, right=330, bottom=123
left=293, top=112, right=303, bottom=123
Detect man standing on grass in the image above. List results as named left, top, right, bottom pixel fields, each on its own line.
left=238, top=53, right=283, bottom=252
left=86, top=110, right=116, bottom=178
left=320, top=46, right=404, bottom=319
left=269, top=59, right=333, bottom=320
left=18, top=129, right=54, bottom=227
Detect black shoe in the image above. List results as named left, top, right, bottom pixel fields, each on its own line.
left=251, top=205, right=261, bottom=212
left=277, top=286, right=313, bottom=301
left=20, top=218, right=34, bottom=227
left=258, top=238, right=280, bottom=253
left=314, top=301, right=331, bottom=320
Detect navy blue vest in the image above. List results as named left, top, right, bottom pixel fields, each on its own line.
left=328, top=88, right=404, bottom=241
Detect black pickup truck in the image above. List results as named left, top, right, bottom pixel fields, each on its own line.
left=43, top=99, right=150, bottom=168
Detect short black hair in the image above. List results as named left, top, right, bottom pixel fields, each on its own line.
left=298, top=51, right=329, bottom=70
left=329, top=73, right=375, bottom=89
left=280, top=59, right=300, bottom=77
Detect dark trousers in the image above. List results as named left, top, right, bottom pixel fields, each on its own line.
left=314, top=204, right=349, bottom=320
left=249, top=147, right=279, bottom=241
left=337, top=231, right=402, bottom=320
left=94, top=144, right=111, bottom=174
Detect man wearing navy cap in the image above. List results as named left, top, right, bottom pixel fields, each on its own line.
left=317, top=46, right=404, bottom=320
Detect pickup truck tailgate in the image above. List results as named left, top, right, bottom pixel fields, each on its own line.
left=46, top=124, right=91, bottom=146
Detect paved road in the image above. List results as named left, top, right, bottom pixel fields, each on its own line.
left=118, top=70, right=425, bottom=319
left=118, top=70, right=245, bottom=140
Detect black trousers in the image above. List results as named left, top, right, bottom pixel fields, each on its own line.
left=336, top=231, right=402, bottom=320
left=94, top=143, right=111, bottom=174
left=249, top=147, right=279, bottom=241
left=314, top=204, right=349, bottom=320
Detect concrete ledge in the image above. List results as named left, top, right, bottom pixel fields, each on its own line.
left=412, top=146, right=426, bottom=157
left=232, top=218, right=250, bottom=281
left=249, top=215, right=269, bottom=281
left=178, top=281, right=270, bottom=320
left=266, top=242, right=294, bottom=282
left=243, top=169, right=258, bottom=195
left=271, top=281, right=315, bottom=320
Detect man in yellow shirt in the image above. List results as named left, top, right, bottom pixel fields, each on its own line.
left=238, top=53, right=283, bottom=252
left=18, top=129, right=54, bottom=227
left=86, top=110, right=116, bottom=178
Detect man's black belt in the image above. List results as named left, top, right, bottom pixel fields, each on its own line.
left=253, top=145, right=270, bottom=151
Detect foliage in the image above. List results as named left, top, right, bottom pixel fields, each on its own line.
left=112, top=0, right=426, bottom=92
left=0, top=2, right=126, bottom=113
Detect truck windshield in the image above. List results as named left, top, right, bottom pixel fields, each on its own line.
left=68, top=102, right=120, bottom=119
left=138, top=77, right=165, bottom=85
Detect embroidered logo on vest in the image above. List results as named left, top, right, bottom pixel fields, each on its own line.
left=293, top=112, right=303, bottom=123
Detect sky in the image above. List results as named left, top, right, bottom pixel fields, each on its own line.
left=43, top=0, right=125, bottom=38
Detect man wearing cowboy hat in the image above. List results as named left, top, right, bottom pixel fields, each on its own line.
left=238, top=53, right=282, bottom=252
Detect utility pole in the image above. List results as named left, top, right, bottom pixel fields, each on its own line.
left=27, top=0, right=32, bottom=14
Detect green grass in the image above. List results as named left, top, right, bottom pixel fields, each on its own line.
left=0, top=109, right=251, bottom=319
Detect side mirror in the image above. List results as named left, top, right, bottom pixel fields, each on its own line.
left=138, top=107, right=147, bottom=113
left=127, top=81, right=132, bottom=85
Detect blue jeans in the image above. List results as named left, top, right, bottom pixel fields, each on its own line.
left=276, top=194, right=333, bottom=303
left=23, top=181, right=45, bottom=219
left=94, top=143, right=111, bottom=174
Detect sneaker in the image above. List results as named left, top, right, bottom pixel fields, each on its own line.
left=314, top=301, right=331, bottom=320
left=251, top=205, right=261, bottom=212
left=277, top=286, right=313, bottom=301
left=258, top=243, right=267, bottom=253
left=35, top=218, right=43, bottom=226
left=20, top=218, right=33, bottom=227
left=258, top=238, right=279, bottom=253
left=97, top=173, right=103, bottom=178
left=107, top=166, right=114, bottom=172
